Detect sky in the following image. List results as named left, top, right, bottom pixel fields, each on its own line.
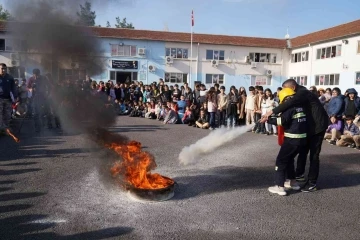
left=0, top=0, right=359, bottom=39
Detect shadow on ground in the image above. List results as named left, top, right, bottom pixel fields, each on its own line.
left=0, top=214, right=133, bottom=240
left=108, top=124, right=168, bottom=133
left=318, top=153, right=360, bottom=190
left=173, top=153, right=360, bottom=200
left=0, top=162, right=39, bottom=166
left=172, top=166, right=273, bottom=200
left=0, top=119, right=134, bottom=240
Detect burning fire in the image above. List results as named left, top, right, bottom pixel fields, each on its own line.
left=108, top=141, right=174, bottom=190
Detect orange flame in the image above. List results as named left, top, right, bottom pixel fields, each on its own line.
left=6, top=129, right=20, bottom=143
left=108, top=141, right=174, bottom=189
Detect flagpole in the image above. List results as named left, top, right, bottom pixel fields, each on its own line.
left=190, top=28, right=193, bottom=87
left=190, top=10, right=193, bottom=88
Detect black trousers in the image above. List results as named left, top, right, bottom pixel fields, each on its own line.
left=275, top=141, right=306, bottom=187
left=296, top=130, right=326, bottom=183
left=254, top=113, right=265, bottom=132
left=183, top=118, right=194, bottom=125
left=219, top=110, right=226, bottom=126
left=33, top=97, right=52, bottom=131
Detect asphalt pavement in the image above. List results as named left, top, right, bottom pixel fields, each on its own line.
left=0, top=116, right=359, bottom=240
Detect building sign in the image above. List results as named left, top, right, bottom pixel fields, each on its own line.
left=112, top=60, right=138, bottom=69
left=254, top=76, right=269, bottom=85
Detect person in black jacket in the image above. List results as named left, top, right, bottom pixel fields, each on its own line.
left=28, top=68, right=51, bottom=132
left=0, top=63, right=17, bottom=135
left=162, top=85, right=172, bottom=102
left=263, top=79, right=328, bottom=192
left=171, top=84, right=181, bottom=100
left=267, top=88, right=306, bottom=196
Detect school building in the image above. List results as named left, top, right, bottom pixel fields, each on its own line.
left=0, top=19, right=359, bottom=92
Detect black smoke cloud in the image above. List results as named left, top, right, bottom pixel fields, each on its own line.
left=7, top=0, right=104, bottom=76
left=5, top=0, right=172, bottom=190
left=5, top=0, right=122, bottom=136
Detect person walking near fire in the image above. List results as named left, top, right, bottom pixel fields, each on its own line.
left=27, top=68, right=51, bottom=132
left=0, top=63, right=19, bottom=142
left=265, top=88, right=307, bottom=196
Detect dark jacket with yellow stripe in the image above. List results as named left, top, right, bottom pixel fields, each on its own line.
left=268, top=106, right=308, bottom=146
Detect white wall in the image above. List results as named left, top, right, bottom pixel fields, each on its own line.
left=1, top=29, right=359, bottom=93
left=164, top=42, right=287, bottom=91
left=288, top=35, right=360, bottom=92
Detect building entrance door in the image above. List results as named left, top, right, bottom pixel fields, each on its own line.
left=116, top=71, right=132, bottom=84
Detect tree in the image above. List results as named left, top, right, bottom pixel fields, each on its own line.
left=106, top=21, right=111, bottom=28
left=0, top=4, right=12, bottom=21
left=114, top=17, right=134, bottom=29
left=76, top=1, right=96, bottom=26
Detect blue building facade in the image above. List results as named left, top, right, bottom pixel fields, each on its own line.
left=91, top=38, right=166, bottom=84
left=91, top=37, right=286, bottom=92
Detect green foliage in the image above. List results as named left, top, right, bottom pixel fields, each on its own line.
left=0, top=4, right=12, bottom=21
left=76, top=1, right=96, bottom=26
left=106, top=21, right=111, bottom=28
left=114, top=17, right=134, bottom=29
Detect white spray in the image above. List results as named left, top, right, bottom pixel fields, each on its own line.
left=178, top=125, right=253, bottom=166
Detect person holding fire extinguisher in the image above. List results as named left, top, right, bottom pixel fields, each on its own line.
left=263, top=79, right=329, bottom=192
left=265, top=88, right=308, bottom=196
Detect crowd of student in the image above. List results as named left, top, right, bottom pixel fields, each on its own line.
left=93, top=80, right=279, bottom=130
left=87, top=79, right=360, bottom=151
left=5, top=71, right=360, bottom=152
left=314, top=87, right=360, bottom=150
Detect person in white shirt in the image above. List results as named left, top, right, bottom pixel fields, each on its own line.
left=217, top=86, right=228, bottom=127
left=245, top=86, right=256, bottom=126
left=262, top=88, right=278, bottom=135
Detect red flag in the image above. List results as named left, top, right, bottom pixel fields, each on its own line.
left=191, top=10, right=194, bottom=26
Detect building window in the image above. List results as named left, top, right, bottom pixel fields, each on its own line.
left=314, top=74, right=340, bottom=85
left=206, top=50, right=225, bottom=60
left=291, top=51, right=309, bottom=63
left=251, top=75, right=271, bottom=86
left=5, top=39, right=23, bottom=51
left=316, top=45, right=341, bottom=59
left=132, top=72, right=138, bottom=81
left=110, top=71, right=116, bottom=81
left=356, top=72, right=360, bottom=85
left=111, top=44, right=137, bottom=57
left=205, top=74, right=224, bottom=84
left=0, top=39, right=25, bottom=52
left=165, top=48, right=188, bottom=59
left=357, top=41, right=360, bottom=54
left=164, top=72, right=187, bottom=83
left=8, top=66, right=25, bottom=79
left=0, top=39, right=5, bottom=51
left=59, top=69, right=86, bottom=81
left=290, top=76, right=307, bottom=86
left=109, top=71, right=138, bottom=81
left=249, top=53, right=277, bottom=63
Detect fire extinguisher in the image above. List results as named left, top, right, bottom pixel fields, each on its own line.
left=277, top=126, right=284, bottom=146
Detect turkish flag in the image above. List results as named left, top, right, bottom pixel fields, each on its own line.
left=191, top=10, right=194, bottom=26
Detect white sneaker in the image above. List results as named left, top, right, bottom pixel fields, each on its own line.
left=209, top=127, right=214, bottom=130
left=284, top=179, right=301, bottom=191
left=268, top=185, right=287, bottom=196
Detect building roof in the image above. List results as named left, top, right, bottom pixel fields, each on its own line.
left=1, top=19, right=360, bottom=49
left=291, top=19, right=360, bottom=48
left=0, top=21, right=286, bottom=48
left=91, top=27, right=286, bottom=48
